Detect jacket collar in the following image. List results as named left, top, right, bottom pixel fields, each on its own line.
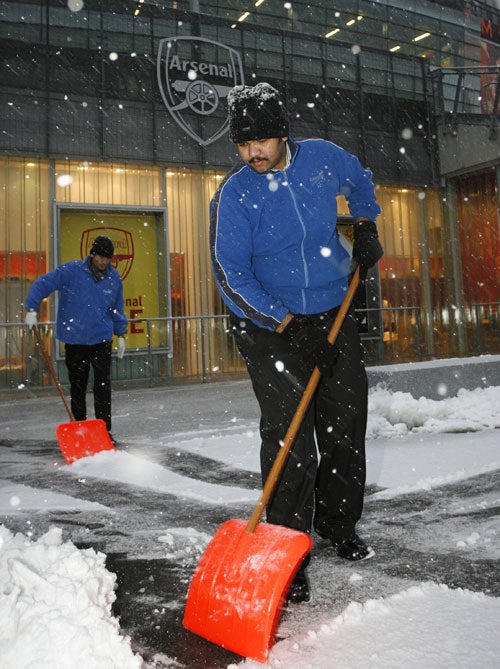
left=287, top=137, right=299, bottom=166
left=268, top=137, right=297, bottom=173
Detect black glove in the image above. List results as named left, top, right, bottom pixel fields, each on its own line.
left=352, top=219, right=384, bottom=279
left=280, top=315, right=339, bottom=377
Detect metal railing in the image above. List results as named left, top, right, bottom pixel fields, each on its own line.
left=0, top=304, right=498, bottom=392
left=429, top=65, right=500, bottom=139
left=0, top=315, right=246, bottom=391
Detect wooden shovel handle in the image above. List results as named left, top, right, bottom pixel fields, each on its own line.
left=245, top=266, right=361, bottom=533
left=32, top=324, right=75, bottom=422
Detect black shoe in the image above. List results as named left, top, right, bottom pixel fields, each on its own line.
left=331, top=533, right=373, bottom=561
left=107, top=433, right=118, bottom=447
left=286, top=566, right=310, bottom=604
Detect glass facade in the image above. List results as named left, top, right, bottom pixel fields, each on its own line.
left=2, top=154, right=484, bottom=388
left=137, top=0, right=484, bottom=67
left=1, top=0, right=475, bottom=179
left=454, top=168, right=500, bottom=354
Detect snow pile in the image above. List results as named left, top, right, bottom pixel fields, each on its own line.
left=367, top=385, right=500, bottom=438
left=0, top=525, right=142, bottom=669
left=237, top=583, right=500, bottom=669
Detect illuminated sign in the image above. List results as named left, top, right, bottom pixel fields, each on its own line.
left=480, top=16, right=500, bottom=45
left=60, top=213, right=161, bottom=349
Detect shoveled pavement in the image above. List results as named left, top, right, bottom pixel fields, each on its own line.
left=1, top=380, right=499, bottom=668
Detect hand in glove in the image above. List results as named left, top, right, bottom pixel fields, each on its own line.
left=117, top=336, right=126, bottom=359
left=280, top=315, right=339, bottom=377
left=25, top=311, right=38, bottom=328
left=352, top=219, right=383, bottom=279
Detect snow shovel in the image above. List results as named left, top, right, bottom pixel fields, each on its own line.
left=183, top=267, right=361, bottom=663
left=31, top=324, right=116, bottom=464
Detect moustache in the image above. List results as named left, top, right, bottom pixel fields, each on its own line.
left=249, top=156, right=267, bottom=164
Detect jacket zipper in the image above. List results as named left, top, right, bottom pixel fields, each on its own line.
left=283, top=170, right=309, bottom=313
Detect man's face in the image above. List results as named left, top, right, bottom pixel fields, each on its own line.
left=91, top=254, right=112, bottom=272
left=236, top=137, right=288, bottom=173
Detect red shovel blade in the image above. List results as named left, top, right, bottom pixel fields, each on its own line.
left=55, top=419, right=116, bottom=464
left=183, top=518, right=312, bottom=663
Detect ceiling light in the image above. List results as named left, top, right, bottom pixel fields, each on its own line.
left=238, top=11, right=250, bottom=22
left=390, top=45, right=401, bottom=52
left=413, top=32, right=431, bottom=42
left=255, top=0, right=265, bottom=5
left=325, top=28, right=340, bottom=38
left=346, top=19, right=355, bottom=26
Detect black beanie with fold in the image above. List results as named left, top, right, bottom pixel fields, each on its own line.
left=228, top=82, right=289, bottom=144
left=90, top=235, right=114, bottom=258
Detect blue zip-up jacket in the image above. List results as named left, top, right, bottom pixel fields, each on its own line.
left=25, top=258, right=128, bottom=345
left=210, top=137, right=382, bottom=331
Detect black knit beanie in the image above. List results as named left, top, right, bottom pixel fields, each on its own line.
left=228, top=82, right=289, bottom=143
left=90, top=235, right=114, bottom=258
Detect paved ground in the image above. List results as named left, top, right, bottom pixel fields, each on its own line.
left=1, top=380, right=499, bottom=668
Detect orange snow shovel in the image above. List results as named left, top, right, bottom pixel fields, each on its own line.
left=183, top=268, right=361, bottom=663
left=32, top=325, right=116, bottom=464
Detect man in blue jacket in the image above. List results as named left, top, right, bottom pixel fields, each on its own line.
left=210, top=83, right=383, bottom=602
left=25, top=235, right=128, bottom=442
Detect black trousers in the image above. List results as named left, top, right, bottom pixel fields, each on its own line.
left=65, top=342, right=113, bottom=432
left=230, top=307, right=368, bottom=540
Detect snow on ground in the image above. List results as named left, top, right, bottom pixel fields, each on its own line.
left=1, top=383, right=499, bottom=668
left=71, top=447, right=259, bottom=506
left=0, top=479, right=110, bottom=514
left=236, top=583, right=500, bottom=669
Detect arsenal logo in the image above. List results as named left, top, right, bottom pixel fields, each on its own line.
left=157, top=36, right=245, bottom=146
left=81, top=228, right=134, bottom=281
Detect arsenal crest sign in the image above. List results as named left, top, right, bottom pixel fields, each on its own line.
left=157, top=36, right=245, bottom=146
